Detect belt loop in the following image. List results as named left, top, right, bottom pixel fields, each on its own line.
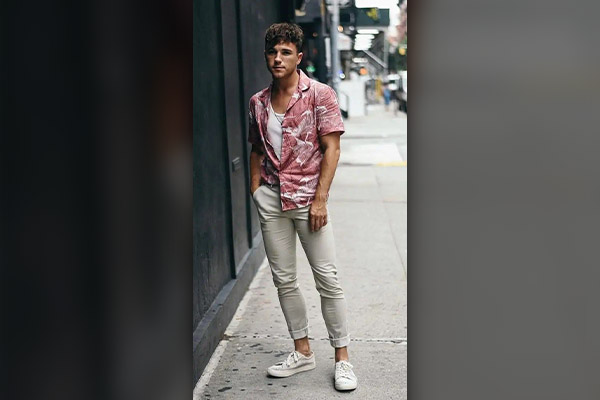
left=262, top=182, right=280, bottom=190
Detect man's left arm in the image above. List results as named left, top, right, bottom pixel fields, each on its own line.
left=309, top=132, right=341, bottom=232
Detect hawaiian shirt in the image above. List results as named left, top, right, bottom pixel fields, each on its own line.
left=248, top=69, right=345, bottom=211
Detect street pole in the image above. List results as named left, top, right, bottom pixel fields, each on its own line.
left=330, top=0, right=340, bottom=93
left=383, top=30, right=389, bottom=77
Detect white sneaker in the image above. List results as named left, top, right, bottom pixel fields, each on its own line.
left=334, top=360, right=358, bottom=391
left=267, top=350, right=316, bottom=378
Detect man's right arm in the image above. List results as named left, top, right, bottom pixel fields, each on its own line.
left=249, top=144, right=264, bottom=195
left=247, top=97, right=264, bottom=195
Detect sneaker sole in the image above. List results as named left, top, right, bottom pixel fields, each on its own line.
left=335, top=382, right=358, bottom=391
left=267, top=362, right=316, bottom=378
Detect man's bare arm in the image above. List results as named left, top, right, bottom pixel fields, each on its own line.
left=250, top=144, right=265, bottom=194
left=310, top=132, right=341, bottom=231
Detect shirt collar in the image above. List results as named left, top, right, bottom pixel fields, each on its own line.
left=297, top=69, right=311, bottom=92
left=259, top=69, right=312, bottom=107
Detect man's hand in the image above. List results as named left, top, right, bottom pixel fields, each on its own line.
left=309, top=199, right=328, bottom=231
left=249, top=144, right=264, bottom=196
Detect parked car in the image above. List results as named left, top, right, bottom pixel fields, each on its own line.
left=398, top=70, right=407, bottom=113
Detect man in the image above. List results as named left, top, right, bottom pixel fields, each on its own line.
left=248, top=23, right=358, bottom=391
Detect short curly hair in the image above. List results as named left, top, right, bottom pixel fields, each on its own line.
left=265, top=23, right=304, bottom=53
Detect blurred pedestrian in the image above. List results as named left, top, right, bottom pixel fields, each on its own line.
left=247, top=22, right=357, bottom=392
left=383, top=84, right=391, bottom=110
left=391, top=87, right=400, bottom=116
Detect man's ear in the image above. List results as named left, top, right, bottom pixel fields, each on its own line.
left=297, top=52, right=303, bottom=65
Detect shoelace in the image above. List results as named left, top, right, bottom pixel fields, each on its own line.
left=278, top=351, right=300, bottom=368
left=336, top=361, right=354, bottom=380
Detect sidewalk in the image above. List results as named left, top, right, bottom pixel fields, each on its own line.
left=195, top=105, right=407, bottom=399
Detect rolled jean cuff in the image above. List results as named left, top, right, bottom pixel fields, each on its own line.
left=330, top=335, right=350, bottom=348
left=289, top=325, right=309, bottom=340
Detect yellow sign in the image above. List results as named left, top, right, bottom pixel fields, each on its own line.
left=399, top=47, right=406, bottom=55
left=366, top=8, right=379, bottom=21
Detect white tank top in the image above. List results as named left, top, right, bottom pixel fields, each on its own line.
left=267, top=103, right=284, bottom=159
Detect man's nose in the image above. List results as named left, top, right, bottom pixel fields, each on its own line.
left=274, top=52, right=282, bottom=62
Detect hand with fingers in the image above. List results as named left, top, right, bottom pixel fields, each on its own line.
left=309, top=199, right=328, bottom=232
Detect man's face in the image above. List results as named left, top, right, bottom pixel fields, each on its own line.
left=265, top=41, right=303, bottom=79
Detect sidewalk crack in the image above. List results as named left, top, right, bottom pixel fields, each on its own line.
left=227, top=334, right=407, bottom=345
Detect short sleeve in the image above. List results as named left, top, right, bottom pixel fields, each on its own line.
left=248, top=98, right=261, bottom=145
left=315, top=85, right=345, bottom=136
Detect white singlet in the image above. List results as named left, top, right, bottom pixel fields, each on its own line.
left=267, top=103, right=285, bottom=159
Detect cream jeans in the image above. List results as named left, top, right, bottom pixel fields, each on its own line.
left=252, top=185, right=350, bottom=348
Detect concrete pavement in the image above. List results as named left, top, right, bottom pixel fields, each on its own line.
left=194, top=105, right=407, bottom=399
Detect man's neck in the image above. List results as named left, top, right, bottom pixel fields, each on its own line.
left=272, top=69, right=299, bottom=95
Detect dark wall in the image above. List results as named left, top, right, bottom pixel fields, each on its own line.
left=221, top=0, right=250, bottom=269
left=193, top=0, right=232, bottom=326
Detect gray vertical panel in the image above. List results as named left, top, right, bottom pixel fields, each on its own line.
left=410, top=1, right=600, bottom=399
left=234, top=0, right=254, bottom=250
left=220, top=0, right=250, bottom=273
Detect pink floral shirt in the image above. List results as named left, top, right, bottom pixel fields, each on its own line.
left=248, top=70, right=345, bottom=211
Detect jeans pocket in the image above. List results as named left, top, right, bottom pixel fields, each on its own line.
left=252, top=185, right=263, bottom=201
